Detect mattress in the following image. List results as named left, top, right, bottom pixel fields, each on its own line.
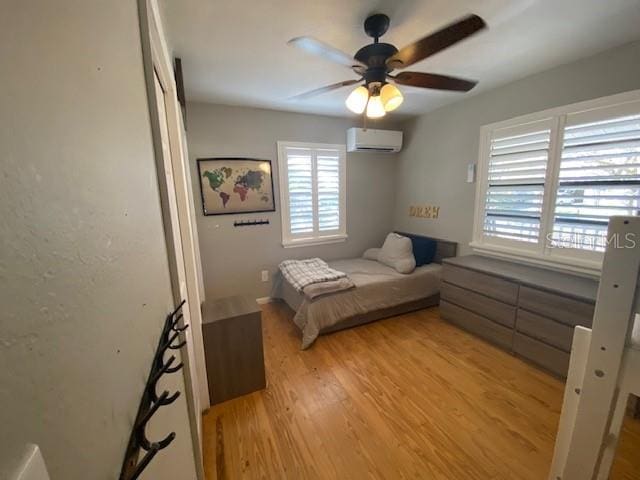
left=275, top=258, right=442, bottom=349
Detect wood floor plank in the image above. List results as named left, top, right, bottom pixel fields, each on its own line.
left=204, top=303, right=640, bottom=479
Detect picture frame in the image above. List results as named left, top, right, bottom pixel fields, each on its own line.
left=196, top=157, right=276, bottom=216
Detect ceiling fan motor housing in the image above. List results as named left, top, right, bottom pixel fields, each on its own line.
left=357, top=14, right=398, bottom=87
left=355, top=42, right=398, bottom=86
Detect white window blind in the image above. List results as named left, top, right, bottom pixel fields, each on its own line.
left=473, top=90, right=640, bottom=275
left=285, top=147, right=314, bottom=235
left=483, top=125, right=551, bottom=244
left=552, top=113, right=640, bottom=252
left=277, top=142, right=346, bottom=247
left=316, top=150, right=341, bottom=231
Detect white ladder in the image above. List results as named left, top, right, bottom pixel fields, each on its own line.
left=549, top=216, right=640, bottom=480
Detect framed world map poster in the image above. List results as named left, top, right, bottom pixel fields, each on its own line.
left=197, top=158, right=276, bottom=216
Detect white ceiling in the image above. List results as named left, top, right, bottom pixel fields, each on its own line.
left=160, top=0, right=640, bottom=118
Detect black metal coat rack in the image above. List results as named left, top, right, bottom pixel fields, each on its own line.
left=119, top=300, right=188, bottom=480
left=233, top=218, right=270, bottom=227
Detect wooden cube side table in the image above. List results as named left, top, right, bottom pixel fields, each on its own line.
left=201, top=295, right=266, bottom=405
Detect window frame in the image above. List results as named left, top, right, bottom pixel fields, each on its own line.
left=471, top=89, right=640, bottom=276
left=277, top=141, right=347, bottom=248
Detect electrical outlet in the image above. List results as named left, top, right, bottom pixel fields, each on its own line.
left=261, top=270, right=269, bottom=282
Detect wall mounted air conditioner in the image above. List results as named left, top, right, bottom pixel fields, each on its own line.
left=346, top=128, right=403, bottom=153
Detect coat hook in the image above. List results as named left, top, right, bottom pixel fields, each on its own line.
left=120, top=304, right=185, bottom=480
left=163, top=356, right=184, bottom=374
left=161, top=326, right=189, bottom=351
left=136, top=391, right=177, bottom=451
left=170, top=313, right=183, bottom=327
left=168, top=300, right=186, bottom=320
left=128, top=446, right=160, bottom=480
left=148, top=356, right=182, bottom=406
left=161, top=330, right=180, bottom=351
left=170, top=314, right=189, bottom=333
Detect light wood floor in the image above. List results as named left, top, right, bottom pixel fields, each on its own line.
left=203, top=303, right=640, bottom=480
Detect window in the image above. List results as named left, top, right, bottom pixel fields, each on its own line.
left=551, top=109, right=640, bottom=252
left=473, top=90, right=640, bottom=274
left=277, top=141, right=346, bottom=247
left=483, top=120, right=552, bottom=245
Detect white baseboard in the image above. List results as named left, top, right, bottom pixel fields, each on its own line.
left=256, top=296, right=276, bottom=305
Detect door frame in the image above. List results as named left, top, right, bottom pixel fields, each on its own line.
left=138, top=1, right=209, bottom=479
left=139, top=0, right=209, bottom=410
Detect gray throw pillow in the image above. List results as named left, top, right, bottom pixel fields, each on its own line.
left=377, top=233, right=416, bottom=274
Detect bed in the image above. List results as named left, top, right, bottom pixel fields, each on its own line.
left=274, top=233, right=457, bottom=349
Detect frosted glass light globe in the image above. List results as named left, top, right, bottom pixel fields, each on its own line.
left=366, top=95, right=386, bottom=118
left=345, top=86, right=369, bottom=114
left=380, top=83, right=403, bottom=112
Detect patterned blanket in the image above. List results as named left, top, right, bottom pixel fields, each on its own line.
left=279, top=258, right=348, bottom=292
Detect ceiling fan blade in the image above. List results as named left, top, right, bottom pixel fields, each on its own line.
left=387, top=14, right=486, bottom=69
left=288, top=36, right=366, bottom=68
left=289, top=79, right=361, bottom=101
left=394, top=71, right=477, bottom=92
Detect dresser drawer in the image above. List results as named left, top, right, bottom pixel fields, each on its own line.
left=519, top=286, right=594, bottom=327
left=441, top=282, right=516, bottom=328
left=513, top=332, right=570, bottom=377
left=442, top=264, right=519, bottom=305
left=516, top=309, right=574, bottom=352
left=440, top=301, right=514, bottom=350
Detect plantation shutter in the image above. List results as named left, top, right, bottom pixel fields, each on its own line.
left=552, top=104, right=640, bottom=252
left=316, top=149, right=341, bottom=232
left=285, top=147, right=314, bottom=235
left=279, top=142, right=346, bottom=245
left=483, top=122, right=552, bottom=244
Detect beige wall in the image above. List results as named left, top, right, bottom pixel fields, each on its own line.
left=186, top=103, right=398, bottom=300
left=393, top=41, right=640, bottom=255
left=0, top=1, right=196, bottom=479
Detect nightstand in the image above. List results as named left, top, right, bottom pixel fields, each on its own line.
left=201, top=296, right=266, bottom=404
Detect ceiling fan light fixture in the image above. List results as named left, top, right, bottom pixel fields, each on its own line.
left=345, top=85, right=369, bottom=114
left=288, top=14, right=486, bottom=114
left=380, top=83, right=403, bottom=112
left=366, top=94, right=386, bottom=118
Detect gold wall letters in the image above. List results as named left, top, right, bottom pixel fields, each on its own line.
left=409, top=205, right=440, bottom=219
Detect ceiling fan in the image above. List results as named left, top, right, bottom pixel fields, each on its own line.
left=288, top=13, right=487, bottom=118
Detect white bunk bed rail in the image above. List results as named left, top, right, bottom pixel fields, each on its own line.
left=549, top=215, right=640, bottom=480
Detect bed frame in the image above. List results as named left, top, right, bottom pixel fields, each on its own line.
left=395, top=232, right=458, bottom=265
left=281, top=234, right=458, bottom=335
left=549, top=216, right=640, bottom=480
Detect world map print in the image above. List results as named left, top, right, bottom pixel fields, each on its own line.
left=198, top=159, right=275, bottom=215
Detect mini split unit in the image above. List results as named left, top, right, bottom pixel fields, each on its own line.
left=346, top=128, right=403, bottom=153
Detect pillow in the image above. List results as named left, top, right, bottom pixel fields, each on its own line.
left=397, top=233, right=437, bottom=266
left=377, top=233, right=416, bottom=274
left=362, top=248, right=380, bottom=261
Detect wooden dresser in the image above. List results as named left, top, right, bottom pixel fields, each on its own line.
left=440, top=255, right=599, bottom=377
left=202, top=296, right=266, bottom=404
